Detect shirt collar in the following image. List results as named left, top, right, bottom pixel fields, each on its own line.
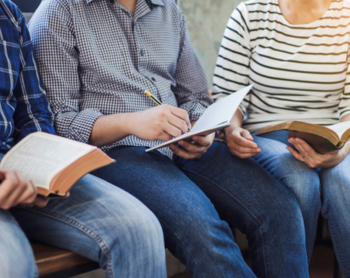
left=149, top=0, right=165, bottom=6
left=86, top=0, right=165, bottom=6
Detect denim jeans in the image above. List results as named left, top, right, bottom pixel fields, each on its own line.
left=0, top=151, right=166, bottom=278
left=92, top=141, right=309, bottom=278
left=253, top=131, right=350, bottom=277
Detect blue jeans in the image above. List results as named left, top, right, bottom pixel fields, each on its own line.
left=1, top=153, right=166, bottom=278
left=253, top=131, right=350, bottom=276
left=92, top=141, right=309, bottom=278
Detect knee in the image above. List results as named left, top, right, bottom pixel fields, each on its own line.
left=0, top=244, right=37, bottom=278
left=266, top=189, right=305, bottom=229
left=0, top=212, right=36, bottom=278
left=163, top=204, right=231, bottom=252
left=279, top=157, right=321, bottom=202
left=321, top=168, right=349, bottom=216
left=116, top=201, right=164, bottom=253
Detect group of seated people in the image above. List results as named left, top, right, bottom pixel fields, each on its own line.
left=1, top=0, right=350, bottom=277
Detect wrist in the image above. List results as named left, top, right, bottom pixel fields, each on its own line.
left=224, top=124, right=239, bottom=137
left=122, top=112, right=138, bottom=136
left=340, top=141, right=350, bottom=159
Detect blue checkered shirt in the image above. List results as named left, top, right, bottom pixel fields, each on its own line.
left=0, top=0, right=54, bottom=151
left=29, top=0, right=211, bottom=159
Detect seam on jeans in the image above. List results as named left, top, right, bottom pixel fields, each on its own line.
left=308, top=214, right=319, bottom=264
left=327, top=217, right=349, bottom=277
left=18, top=207, right=114, bottom=278
left=178, top=166, right=269, bottom=278
left=160, top=219, right=207, bottom=278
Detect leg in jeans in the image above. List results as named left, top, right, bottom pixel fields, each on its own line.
left=252, top=131, right=321, bottom=261
left=320, top=154, right=350, bottom=278
left=175, top=141, right=308, bottom=278
left=11, top=174, right=166, bottom=278
left=0, top=210, right=37, bottom=278
left=92, top=146, right=256, bottom=278
left=92, top=146, right=308, bottom=278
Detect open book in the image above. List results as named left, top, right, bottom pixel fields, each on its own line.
left=257, top=121, right=350, bottom=153
left=146, top=85, right=252, bottom=152
left=0, top=132, right=114, bottom=197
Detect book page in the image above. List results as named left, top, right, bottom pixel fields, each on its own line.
left=146, top=85, right=252, bottom=152
left=191, top=85, right=252, bottom=132
left=327, top=122, right=350, bottom=138
left=0, top=132, right=95, bottom=189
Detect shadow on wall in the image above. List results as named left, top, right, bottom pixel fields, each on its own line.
left=179, top=0, right=242, bottom=87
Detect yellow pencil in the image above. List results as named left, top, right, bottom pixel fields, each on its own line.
left=145, top=91, right=162, bottom=106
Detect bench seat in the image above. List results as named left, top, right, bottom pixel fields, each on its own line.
left=32, top=243, right=99, bottom=278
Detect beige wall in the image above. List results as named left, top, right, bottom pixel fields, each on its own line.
left=179, top=0, right=242, bottom=87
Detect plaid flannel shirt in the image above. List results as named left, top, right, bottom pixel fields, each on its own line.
left=0, top=0, right=54, bottom=151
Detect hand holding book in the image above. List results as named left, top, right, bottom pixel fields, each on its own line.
left=0, top=170, right=48, bottom=209
left=0, top=132, right=114, bottom=197
left=286, top=137, right=349, bottom=169
left=169, top=131, right=215, bottom=160
left=146, top=85, right=253, bottom=152
left=256, top=120, right=350, bottom=168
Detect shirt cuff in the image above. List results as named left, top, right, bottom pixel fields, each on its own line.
left=188, top=102, right=208, bottom=122
left=66, top=109, right=104, bottom=144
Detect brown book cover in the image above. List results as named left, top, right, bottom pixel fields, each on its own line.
left=256, top=121, right=350, bottom=154
left=0, top=132, right=114, bottom=197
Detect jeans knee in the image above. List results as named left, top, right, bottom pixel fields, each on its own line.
left=282, top=165, right=320, bottom=206
left=268, top=193, right=305, bottom=232
left=0, top=212, right=36, bottom=278
left=117, top=203, right=164, bottom=254
left=321, top=170, right=349, bottom=217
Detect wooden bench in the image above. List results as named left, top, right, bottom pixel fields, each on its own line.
left=32, top=243, right=99, bottom=278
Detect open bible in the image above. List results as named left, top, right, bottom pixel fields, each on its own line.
left=257, top=121, right=350, bottom=153
left=146, top=85, right=252, bottom=152
left=0, top=132, right=114, bottom=197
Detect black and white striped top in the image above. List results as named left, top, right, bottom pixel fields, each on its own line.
left=213, top=0, right=350, bottom=132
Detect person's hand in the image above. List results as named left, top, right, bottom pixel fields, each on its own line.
left=287, top=138, right=347, bottom=168
left=0, top=170, right=48, bottom=210
left=24, top=195, right=49, bottom=208
left=129, top=105, right=191, bottom=141
left=170, top=133, right=215, bottom=159
left=224, top=125, right=261, bottom=159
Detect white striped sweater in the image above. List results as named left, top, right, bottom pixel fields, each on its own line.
left=213, top=0, right=350, bottom=132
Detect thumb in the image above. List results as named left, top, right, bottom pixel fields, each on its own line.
left=241, top=129, right=253, bottom=140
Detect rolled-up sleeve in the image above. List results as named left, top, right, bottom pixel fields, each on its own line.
left=172, top=10, right=212, bottom=122
left=29, top=0, right=103, bottom=144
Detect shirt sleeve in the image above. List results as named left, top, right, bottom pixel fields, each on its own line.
left=172, top=8, right=212, bottom=122
left=13, top=14, right=55, bottom=143
left=339, top=49, right=350, bottom=119
left=212, top=2, right=251, bottom=116
left=29, top=0, right=103, bottom=144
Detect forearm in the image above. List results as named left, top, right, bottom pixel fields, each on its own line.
left=339, top=114, right=350, bottom=157
left=224, top=110, right=244, bottom=137
left=231, top=110, right=244, bottom=127
left=89, top=113, right=134, bottom=147
left=340, top=114, right=350, bottom=122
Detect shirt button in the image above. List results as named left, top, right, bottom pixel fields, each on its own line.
left=140, top=49, right=145, bottom=56
left=151, top=77, right=156, bottom=82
